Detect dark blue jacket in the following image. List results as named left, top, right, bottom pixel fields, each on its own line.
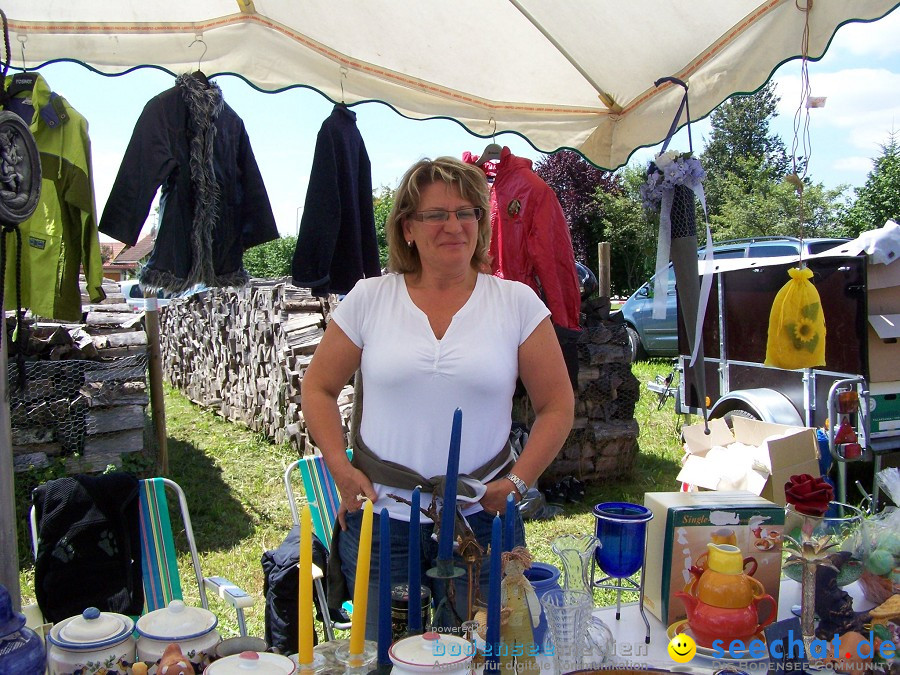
left=292, top=104, right=381, bottom=295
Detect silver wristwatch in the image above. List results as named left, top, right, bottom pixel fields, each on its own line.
left=505, top=472, right=529, bottom=498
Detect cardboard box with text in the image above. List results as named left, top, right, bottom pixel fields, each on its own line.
left=643, top=490, right=785, bottom=628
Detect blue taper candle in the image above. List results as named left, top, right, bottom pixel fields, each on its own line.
left=377, top=508, right=392, bottom=666
left=408, top=487, right=422, bottom=633
left=504, top=492, right=516, bottom=552
left=485, top=514, right=502, bottom=672
left=437, top=408, right=462, bottom=561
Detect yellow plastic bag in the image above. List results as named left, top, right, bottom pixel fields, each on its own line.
left=764, top=267, right=826, bottom=369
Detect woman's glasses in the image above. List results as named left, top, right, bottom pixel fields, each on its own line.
left=411, top=207, right=483, bottom=224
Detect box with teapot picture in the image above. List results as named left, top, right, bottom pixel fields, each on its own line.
left=642, top=490, right=785, bottom=630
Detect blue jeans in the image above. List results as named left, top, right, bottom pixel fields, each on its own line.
left=338, top=508, right=526, bottom=640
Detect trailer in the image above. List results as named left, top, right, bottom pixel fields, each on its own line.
left=676, top=235, right=900, bottom=507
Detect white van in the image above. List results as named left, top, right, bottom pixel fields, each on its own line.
left=118, top=279, right=175, bottom=312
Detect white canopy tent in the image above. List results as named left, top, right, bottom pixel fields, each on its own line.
left=2, top=0, right=898, bottom=607
left=7, top=0, right=900, bottom=169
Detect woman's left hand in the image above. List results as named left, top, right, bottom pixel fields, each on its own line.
left=479, top=477, right=519, bottom=515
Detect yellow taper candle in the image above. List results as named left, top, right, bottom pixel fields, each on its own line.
left=349, top=498, right=374, bottom=654
left=298, top=504, right=314, bottom=664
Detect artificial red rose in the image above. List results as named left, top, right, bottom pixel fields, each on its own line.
left=784, top=473, right=833, bottom=517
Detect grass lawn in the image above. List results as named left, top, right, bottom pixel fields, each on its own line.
left=17, top=358, right=685, bottom=640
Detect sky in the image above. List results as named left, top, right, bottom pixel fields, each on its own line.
left=27, top=9, right=900, bottom=242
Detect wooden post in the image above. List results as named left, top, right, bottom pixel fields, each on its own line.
left=0, top=301, right=22, bottom=611
left=597, top=241, right=611, bottom=298
left=144, top=292, right=168, bottom=475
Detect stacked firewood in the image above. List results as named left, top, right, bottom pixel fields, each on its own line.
left=8, top=287, right=150, bottom=473
left=161, top=280, right=641, bottom=483
left=158, top=279, right=353, bottom=452
left=541, top=302, right=641, bottom=485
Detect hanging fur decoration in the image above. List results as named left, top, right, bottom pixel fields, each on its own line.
left=176, top=73, right=225, bottom=290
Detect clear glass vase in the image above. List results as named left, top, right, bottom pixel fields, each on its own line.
left=551, top=534, right=600, bottom=594
left=540, top=589, right=593, bottom=673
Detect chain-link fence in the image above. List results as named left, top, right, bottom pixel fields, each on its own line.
left=9, top=352, right=151, bottom=473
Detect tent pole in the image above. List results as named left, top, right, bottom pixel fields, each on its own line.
left=144, top=292, right=168, bottom=475
left=0, top=298, right=22, bottom=611
left=597, top=242, right=611, bottom=298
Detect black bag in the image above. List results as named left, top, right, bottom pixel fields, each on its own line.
left=32, top=473, right=143, bottom=623
left=262, top=525, right=332, bottom=653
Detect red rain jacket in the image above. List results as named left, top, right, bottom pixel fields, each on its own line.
left=481, top=148, right=581, bottom=331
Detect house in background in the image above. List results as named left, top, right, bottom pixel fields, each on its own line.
left=100, top=241, right=126, bottom=280
left=102, top=230, right=156, bottom=282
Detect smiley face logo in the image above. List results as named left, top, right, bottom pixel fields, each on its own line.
left=667, top=633, right=697, bottom=663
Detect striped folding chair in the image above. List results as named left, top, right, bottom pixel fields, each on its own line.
left=284, top=451, right=353, bottom=640
left=138, top=478, right=253, bottom=635
left=31, top=475, right=253, bottom=636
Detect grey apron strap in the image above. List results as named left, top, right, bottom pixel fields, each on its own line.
left=351, top=430, right=515, bottom=498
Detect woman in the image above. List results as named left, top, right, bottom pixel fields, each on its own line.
left=301, top=156, right=574, bottom=634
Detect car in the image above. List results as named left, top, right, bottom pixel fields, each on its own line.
left=119, top=279, right=176, bottom=313
left=615, top=236, right=849, bottom=361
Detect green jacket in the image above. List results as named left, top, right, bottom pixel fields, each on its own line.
left=3, top=73, right=105, bottom=321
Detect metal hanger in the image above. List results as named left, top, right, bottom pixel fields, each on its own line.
left=7, top=35, right=38, bottom=97
left=338, top=65, right=349, bottom=106
left=476, top=118, right=502, bottom=167
left=188, top=35, right=209, bottom=87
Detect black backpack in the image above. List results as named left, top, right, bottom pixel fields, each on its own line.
left=32, top=473, right=143, bottom=623
left=261, top=525, right=336, bottom=652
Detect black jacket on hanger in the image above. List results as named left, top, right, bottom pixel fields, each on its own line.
left=292, top=104, right=380, bottom=296
left=100, top=73, right=278, bottom=293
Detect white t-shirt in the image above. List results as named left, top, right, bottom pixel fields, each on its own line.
left=332, top=272, right=550, bottom=521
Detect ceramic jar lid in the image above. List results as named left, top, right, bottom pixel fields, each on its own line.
left=389, top=632, right=474, bottom=671
left=135, top=600, right=218, bottom=640
left=48, top=608, right=134, bottom=649
left=205, top=650, right=296, bottom=674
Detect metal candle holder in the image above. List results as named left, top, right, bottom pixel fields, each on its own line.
left=426, top=558, right=466, bottom=631
left=590, top=502, right=653, bottom=644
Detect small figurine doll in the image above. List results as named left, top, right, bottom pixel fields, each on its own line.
left=499, top=546, right=541, bottom=674
left=159, top=643, right=195, bottom=675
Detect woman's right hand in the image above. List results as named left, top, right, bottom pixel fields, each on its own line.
left=335, top=466, right=378, bottom=531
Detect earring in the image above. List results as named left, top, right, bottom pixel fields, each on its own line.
left=407, top=240, right=414, bottom=248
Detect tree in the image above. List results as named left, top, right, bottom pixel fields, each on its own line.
left=533, top=150, right=619, bottom=273
left=845, top=131, right=900, bottom=236
left=242, top=236, right=296, bottom=278
left=594, top=165, right=658, bottom=294
left=710, top=160, right=847, bottom=241
left=372, top=185, right=393, bottom=269
left=99, top=243, right=114, bottom=264
left=701, top=81, right=791, bottom=217
left=697, top=81, right=851, bottom=242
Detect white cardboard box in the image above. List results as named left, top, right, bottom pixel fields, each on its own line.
left=676, top=417, right=820, bottom=506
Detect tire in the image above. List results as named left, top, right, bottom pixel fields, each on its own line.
left=626, top=326, right=646, bottom=363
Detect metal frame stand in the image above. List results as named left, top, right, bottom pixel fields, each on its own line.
left=591, top=528, right=652, bottom=644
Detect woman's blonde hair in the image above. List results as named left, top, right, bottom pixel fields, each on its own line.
left=386, top=157, right=492, bottom=274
